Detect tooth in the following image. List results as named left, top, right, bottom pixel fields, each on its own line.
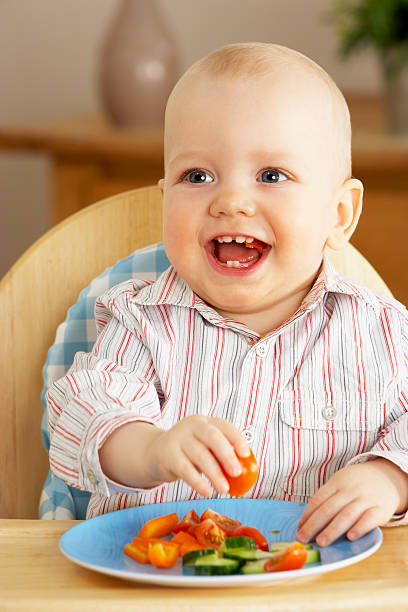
left=233, top=261, right=240, bottom=268
left=245, top=237, right=254, bottom=243
left=216, top=237, right=224, bottom=243
left=235, top=236, right=246, bottom=243
left=227, top=261, right=233, bottom=267
left=223, top=236, right=233, bottom=242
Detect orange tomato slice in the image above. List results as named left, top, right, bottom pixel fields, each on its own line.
left=147, top=541, right=179, bottom=568
left=137, top=512, right=179, bottom=539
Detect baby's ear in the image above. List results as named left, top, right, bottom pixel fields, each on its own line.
left=325, top=178, right=364, bottom=251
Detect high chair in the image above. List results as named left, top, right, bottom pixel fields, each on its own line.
left=0, top=185, right=393, bottom=519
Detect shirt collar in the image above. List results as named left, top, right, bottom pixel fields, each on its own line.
left=131, top=253, right=379, bottom=332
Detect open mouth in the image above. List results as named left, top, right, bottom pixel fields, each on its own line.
left=205, top=234, right=271, bottom=274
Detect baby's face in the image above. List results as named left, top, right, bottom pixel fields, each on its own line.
left=160, top=72, right=343, bottom=329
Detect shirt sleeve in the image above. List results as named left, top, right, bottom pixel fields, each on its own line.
left=347, top=306, right=408, bottom=526
left=46, top=283, right=163, bottom=496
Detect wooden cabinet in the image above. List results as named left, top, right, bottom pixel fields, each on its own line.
left=0, top=96, right=407, bottom=305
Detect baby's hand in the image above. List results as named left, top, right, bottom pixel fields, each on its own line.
left=297, top=458, right=408, bottom=547
left=147, top=415, right=251, bottom=497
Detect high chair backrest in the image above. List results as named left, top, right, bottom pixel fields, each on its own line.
left=0, top=185, right=392, bottom=518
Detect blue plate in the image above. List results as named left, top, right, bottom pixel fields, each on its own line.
left=60, top=498, right=382, bottom=587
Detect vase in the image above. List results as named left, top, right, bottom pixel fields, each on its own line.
left=99, top=0, right=180, bottom=128
left=382, top=49, right=408, bottom=135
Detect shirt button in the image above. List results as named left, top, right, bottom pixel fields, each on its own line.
left=322, top=405, right=337, bottom=421
left=242, top=428, right=254, bottom=443
left=87, top=469, right=97, bottom=485
left=255, top=344, right=266, bottom=357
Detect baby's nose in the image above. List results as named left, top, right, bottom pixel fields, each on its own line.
left=209, top=194, right=256, bottom=217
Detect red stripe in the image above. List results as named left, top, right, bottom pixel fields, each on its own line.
left=55, top=424, right=81, bottom=446
left=285, top=315, right=313, bottom=496
left=248, top=359, right=263, bottom=428
left=158, top=268, right=177, bottom=303
left=179, top=310, right=196, bottom=420
left=350, top=297, right=368, bottom=454
left=49, top=458, right=78, bottom=478
left=157, top=305, right=176, bottom=415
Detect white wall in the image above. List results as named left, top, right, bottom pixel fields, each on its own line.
left=0, top=0, right=382, bottom=278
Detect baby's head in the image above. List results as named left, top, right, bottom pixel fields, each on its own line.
left=158, top=43, right=364, bottom=332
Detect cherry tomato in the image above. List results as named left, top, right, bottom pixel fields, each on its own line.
left=263, top=542, right=307, bottom=573
left=137, top=512, right=179, bottom=539
left=231, top=525, right=269, bottom=551
left=194, top=518, right=227, bottom=549
left=174, top=509, right=200, bottom=535
left=223, top=448, right=259, bottom=497
left=147, top=541, right=179, bottom=568
left=200, top=509, right=242, bottom=536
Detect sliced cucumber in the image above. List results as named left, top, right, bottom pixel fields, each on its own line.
left=223, top=548, right=276, bottom=562
left=194, top=555, right=240, bottom=576
left=182, top=548, right=218, bottom=567
left=305, top=548, right=320, bottom=564
left=241, top=543, right=320, bottom=573
left=269, top=540, right=313, bottom=551
left=221, top=536, right=256, bottom=550
left=240, top=559, right=267, bottom=574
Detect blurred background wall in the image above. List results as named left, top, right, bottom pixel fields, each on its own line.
left=0, top=0, right=385, bottom=279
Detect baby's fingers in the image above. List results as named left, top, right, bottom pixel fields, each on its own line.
left=175, top=451, right=213, bottom=498
left=345, top=506, right=383, bottom=542
left=194, top=419, right=248, bottom=478
left=212, top=418, right=251, bottom=459
left=182, top=438, right=230, bottom=495
left=297, top=491, right=350, bottom=544
left=314, top=502, right=382, bottom=547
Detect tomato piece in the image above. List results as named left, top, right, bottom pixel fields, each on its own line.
left=263, top=542, right=307, bottom=573
left=123, top=542, right=149, bottom=564
left=231, top=525, right=269, bottom=551
left=174, top=510, right=200, bottom=535
left=137, top=512, right=179, bottom=539
left=132, top=536, right=178, bottom=551
left=222, top=448, right=259, bottom=497
left=147, top=541, right=179, bottom=568
left=194, top=518, right=227, bottom=549
left=171, top=531, right=199, bottom=546
left=245, top=238, right=264, bottom=253
left=200, top=509, right=242, bottom=536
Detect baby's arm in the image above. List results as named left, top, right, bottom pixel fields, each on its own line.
left=99, top=415, right=250, bottom=496
left=47, top=281, right=249, bottom=497
left=297, top=457, right=408, bottom=547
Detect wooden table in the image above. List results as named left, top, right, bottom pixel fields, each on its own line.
left=0, top=115, right=164, bottom=223
left=0, top=96, right=407, bottom=305
left=1, top=519, right=407, bottom=611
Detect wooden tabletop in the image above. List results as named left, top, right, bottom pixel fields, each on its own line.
left=1, top=519, right=407, bottom=611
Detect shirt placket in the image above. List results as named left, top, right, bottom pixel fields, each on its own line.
left=233, top=337, right=273, bottom=446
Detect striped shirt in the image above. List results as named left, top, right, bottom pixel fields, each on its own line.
left=46, top=256, right=408, bottom=522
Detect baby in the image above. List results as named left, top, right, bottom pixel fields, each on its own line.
left=47, top=42, right=408, bottom=547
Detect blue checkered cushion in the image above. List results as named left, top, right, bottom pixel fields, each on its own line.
left=39, top=242, right=170, bottom=519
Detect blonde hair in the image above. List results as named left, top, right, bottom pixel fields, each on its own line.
left=168, top=42, right=352, bottom=186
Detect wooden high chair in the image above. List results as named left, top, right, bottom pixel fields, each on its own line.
left=0, top=185, right=392, bottom=519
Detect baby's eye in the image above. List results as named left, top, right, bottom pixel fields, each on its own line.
left=184, top=169, right=214, bottom=184
left=259, top=169, right=288, bottom=183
